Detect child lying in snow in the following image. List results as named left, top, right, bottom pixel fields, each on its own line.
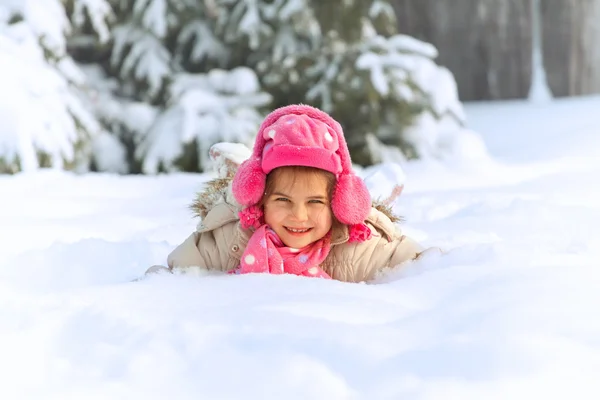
left=146, top=104, right=428, bottom=282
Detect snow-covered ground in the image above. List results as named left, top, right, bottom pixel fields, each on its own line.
left=1, top=96, right=599, bottom=399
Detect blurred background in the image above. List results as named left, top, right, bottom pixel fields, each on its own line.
left=0, top=0, right=596, bottom=175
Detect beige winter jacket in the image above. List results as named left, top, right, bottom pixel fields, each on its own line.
left=159, top=178, right=424, bottom=283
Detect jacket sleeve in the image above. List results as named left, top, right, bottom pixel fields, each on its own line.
left=387, top=234, right=424, bottom=269
left=166, top=232, right=205, bottom=269
left=325, top=208, right=424, bottom=282
left=167, top=222, right=241, bottom=273
left=166, top=203, right=244, bottom=273
left=334, top=232, right=423, bottom=282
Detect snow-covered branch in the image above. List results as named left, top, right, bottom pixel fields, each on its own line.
left=137, top=67, right=271, bottom=174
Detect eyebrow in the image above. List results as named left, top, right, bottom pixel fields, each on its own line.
left=271, top=191, right=327, bottom=200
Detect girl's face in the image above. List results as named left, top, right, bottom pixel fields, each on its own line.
left=263, top=168, right=333, bottom=249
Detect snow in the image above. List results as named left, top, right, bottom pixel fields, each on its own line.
left=209, top=142, right=252, bottom=176
left=356, top=35, right=461, bottom=121
left=0, top=18, right=97, bottom=172
left=91, top=132, right=128, bottom=174
left=138, top=0, right=168, bottom=39
left=279, top=0, right=305, bottom=20
left=528, top=0, right=553, bottom=103
left=362, top=162, right=406, bottom=202
left=70, top=0, right=113, bottom=43
left=137, top=67, right=271, bottom=174
left=387, top=34, right=438, bottom=59
left=1, top=95, right=600, bottom=398
left=217, top=0, right=318, bottom=64
left=16, top=0, right=70, bottom=53
left=0, top=0, right=112, bottom=172
left=369, top=1, right=395, bottom=21
left=111, top=23, right=172, bottom=98
left=237, top=2, right=263, bottom=50
left=355, top=34, right=468, bottom=161
left=176, top=19, right=229, bottom=65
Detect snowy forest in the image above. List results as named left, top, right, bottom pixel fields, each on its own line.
left=0, top=0, right=596, bottom=174
left=0, top=0, right=470, bottom=174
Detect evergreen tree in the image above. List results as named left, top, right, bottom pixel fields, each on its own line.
left=252, top=0, right=465, bottom=164
left=79, top=0, right=271, bottom=173
left=0, top=0, right=112, bottom=173
left=201, top=0, right=465, bottom=165
left=136, top=66, right=271, bottom=174
left=0, top=0, right=466, bottom=174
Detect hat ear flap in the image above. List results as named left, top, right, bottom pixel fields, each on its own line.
left=232, top=159, right=266, bottom=206
left=332, top=174, right=371, bottom=225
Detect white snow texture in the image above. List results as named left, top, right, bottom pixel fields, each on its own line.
left=1, top=96, right=600, bottom=399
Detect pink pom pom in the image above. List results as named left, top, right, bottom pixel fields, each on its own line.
left=332, top=174, right=371, bottom=225
left=348, top=223, right=372, bottom=243
left=232, top=159, right=266, bottom=206
left=238, top=205, right=264, bottom=229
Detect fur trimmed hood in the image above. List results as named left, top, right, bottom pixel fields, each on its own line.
left=190, top=178, right=240, bottom=220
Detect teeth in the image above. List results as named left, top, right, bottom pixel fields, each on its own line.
left=287, top=227, right=309, bottom=233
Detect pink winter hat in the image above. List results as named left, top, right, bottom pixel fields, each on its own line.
left=232, top=104, right=371, bottom=227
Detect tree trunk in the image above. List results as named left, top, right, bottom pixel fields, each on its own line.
left=393, top=0, right=533, bottom=101
left=528, top=0, right=553, bottom=101
left=542, top=0, right=600, bottom=96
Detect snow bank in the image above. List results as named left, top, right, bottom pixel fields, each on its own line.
left=0, top=97, right=599, bottom=398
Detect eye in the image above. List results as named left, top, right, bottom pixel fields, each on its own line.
left=309, top=199, right=325, bottom=204
left=275, top=197, right=290, bottom=202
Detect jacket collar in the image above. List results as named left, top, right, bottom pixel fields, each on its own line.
left=330, top=220, right=349, bottom=246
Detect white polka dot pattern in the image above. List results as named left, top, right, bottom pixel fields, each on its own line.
left=232, top=219, right=332, bottom=278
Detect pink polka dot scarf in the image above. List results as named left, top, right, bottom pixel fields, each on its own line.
left=231, top=225, right=332, bottom=279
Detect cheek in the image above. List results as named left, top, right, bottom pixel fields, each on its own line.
left=313, top=208, right=333, bottom=229
left=324, top=213, right=333, bottom=230
left=264, top=204, right=283, bottom=225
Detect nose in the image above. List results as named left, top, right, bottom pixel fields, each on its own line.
left=291, top=203, right=309, bottom=222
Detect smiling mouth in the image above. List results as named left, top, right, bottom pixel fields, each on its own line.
left=285, top=227, right=312, bottom=233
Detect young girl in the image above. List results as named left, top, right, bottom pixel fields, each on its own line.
left=146, top=104, right=425, bottom=282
